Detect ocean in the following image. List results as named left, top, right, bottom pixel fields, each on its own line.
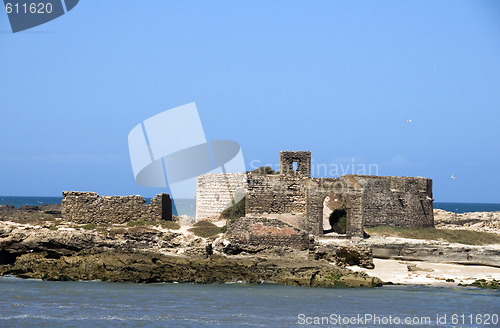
left=0, top=276, right=498, bottom=327
left=1, top=196, right=500, bottom=217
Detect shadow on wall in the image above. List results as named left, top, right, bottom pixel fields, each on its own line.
left=326, top=209, right=347, bottom=234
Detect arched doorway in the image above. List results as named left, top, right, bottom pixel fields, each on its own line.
left=322, top=193, right=347, bottom=235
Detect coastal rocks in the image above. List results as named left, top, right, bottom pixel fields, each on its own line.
left=19, top=204, right=61, bottom=214
left=462, top=279, right=500, bottom=289
left=1, top=250, right=382, bottom=287
left=370, top=241, right=500, bottom=267
left=434, top=209, right=500, bottom=234
left=0, top=204, right=60, bottom=221
left=313, top=244, right=374, bottom=269
left=407, top=264, right=434, bottom=272
left=0, top=221, right=382, bottom=288
left=0, top=205, right=19, bottom=216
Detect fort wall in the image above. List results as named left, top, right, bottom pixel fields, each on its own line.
left=197, top=151, right=434, bottom=239
left=61, top=191, right=172, bottom=224
left=243, top=151, right=434, bottom=238
left=226, top=217, right=311, bottom=250
left=353, top=175, right=434, bottom=228
left=196, top=173, right=247, bottom=220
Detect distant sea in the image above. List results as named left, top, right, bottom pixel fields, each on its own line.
left=1, top=196, right=499, bottom=216
left=0, top=196, right=197, bottom=217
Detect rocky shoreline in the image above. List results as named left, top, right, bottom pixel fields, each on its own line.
left=1, top=205, right=499, bottom=288
left=0, top=215, right=381, bottom=287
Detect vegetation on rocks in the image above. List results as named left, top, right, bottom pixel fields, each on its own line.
left=459, top=279, right=500, bottom=289
left=220, top=197, right=245, bottom=221
left=126, top=220, right=157, bottom=227
left=366, top=226, right=500, bottom=245
left=188, top=221, right=225, bottom=238
left=73, top=223, right=97, bottom=230
left=247, top=166, right=277, bottom=175
left=49, top=219, right=62, bottom=230
left=0, top=220, right=382, bottom=287
left=161, top=221, right=181, bottom=230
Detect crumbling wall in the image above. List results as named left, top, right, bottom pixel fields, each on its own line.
left=305, top=177, right=365, bottom=238
left=350, top=175, right=434, bottom=228
left=61, top=191, right=172, bottom=224
left=203, top=151, right=434, bottom=241
left=196, top=173, right=247, bottom=220
left=246, top=175, right=308, bottom=216
left=244, top=174, right=433, bottom=237
left=280, top=151, right=311, bottom=177
left=226, top=217, right=311, bottom=250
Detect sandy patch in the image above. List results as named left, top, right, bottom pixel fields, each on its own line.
left=349, top=258, right=500, bottom=286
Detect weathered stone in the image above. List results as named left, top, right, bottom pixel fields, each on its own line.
left=226, top=217, right=311, bottom=250
left=0, top=221, right=382, bottom=287
left=245, top=151, right=434, bottom=238
left=370, top=241, right=500, bottom=267
left=314, top=244, right=374, bottom=269
left=196, top=173, right=247, bottom=220
left=61, top=191, right=172, bottom=224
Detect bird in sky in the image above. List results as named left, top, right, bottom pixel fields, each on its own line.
left=451, top=174, right=456, bottom=181
left=406, top=119, right=412, bottom=123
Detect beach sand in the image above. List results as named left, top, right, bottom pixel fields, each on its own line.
left=349, top=258, right=500, bottom=286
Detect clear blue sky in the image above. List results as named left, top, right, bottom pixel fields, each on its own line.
left=1, top=0, right=499, bottom=202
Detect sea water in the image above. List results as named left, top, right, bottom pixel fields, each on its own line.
left=0, top=277, right=498, bottom=327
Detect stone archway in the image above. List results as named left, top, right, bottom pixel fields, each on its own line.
left=322, top=193, right=348, bottom=235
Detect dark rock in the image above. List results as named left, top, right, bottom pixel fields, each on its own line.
left=0, top=223, right=381, bottom=288
left=314, top=244, right=374, bottom=269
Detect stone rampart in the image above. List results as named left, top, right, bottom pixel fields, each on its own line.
left=61, top=191, right=172, bottom=224
left=352, top=175, right=434, bottom=228
left=246, top=175, right=308, bottom=216
left=243, top=151, right=434, bottom=238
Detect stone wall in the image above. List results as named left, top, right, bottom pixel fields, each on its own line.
left=198, top=151, right=434, bottom=240
left=196, top=173, right=247, bottom=220
left=351, top=175, right=434, bottom=228
left=303, top=175, right=434, bottom=236
left=280, top=151, right=311, bottom=177
left=226, top=217, right=311, bottom=250
left=61, top=191, right=172, bottom=224
left=305, top=177, right=365, bottom=237
left=244, top=161, right=433, bottom=238
left=246, top=175, right=308, bottom=216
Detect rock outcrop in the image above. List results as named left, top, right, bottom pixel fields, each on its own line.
left=434, top=209, right=500, bottom=234
left=0, top=221, right=382, bottom=287
left=369, top=240, right=500, bottom=267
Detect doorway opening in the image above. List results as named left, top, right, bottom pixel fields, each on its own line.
left=322, top=195, right=347, bottom=235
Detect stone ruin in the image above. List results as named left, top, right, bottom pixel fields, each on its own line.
left=201, top=151, right=434, bottom=242
left=61, top=191, right=172, bottom=224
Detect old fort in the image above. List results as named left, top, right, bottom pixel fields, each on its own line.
left=196, top=151, right=434, bottom=238
left=62, top=150, right=434, bottom=241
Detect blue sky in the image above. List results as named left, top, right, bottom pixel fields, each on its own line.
left=1, top=0, right=499, bottom=202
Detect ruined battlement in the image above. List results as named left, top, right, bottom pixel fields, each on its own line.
left=61, top=191, right=172, bottom=224
left=245, top=151, right=434, bottom=238
left=195, top=150, right=434, bottom=239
